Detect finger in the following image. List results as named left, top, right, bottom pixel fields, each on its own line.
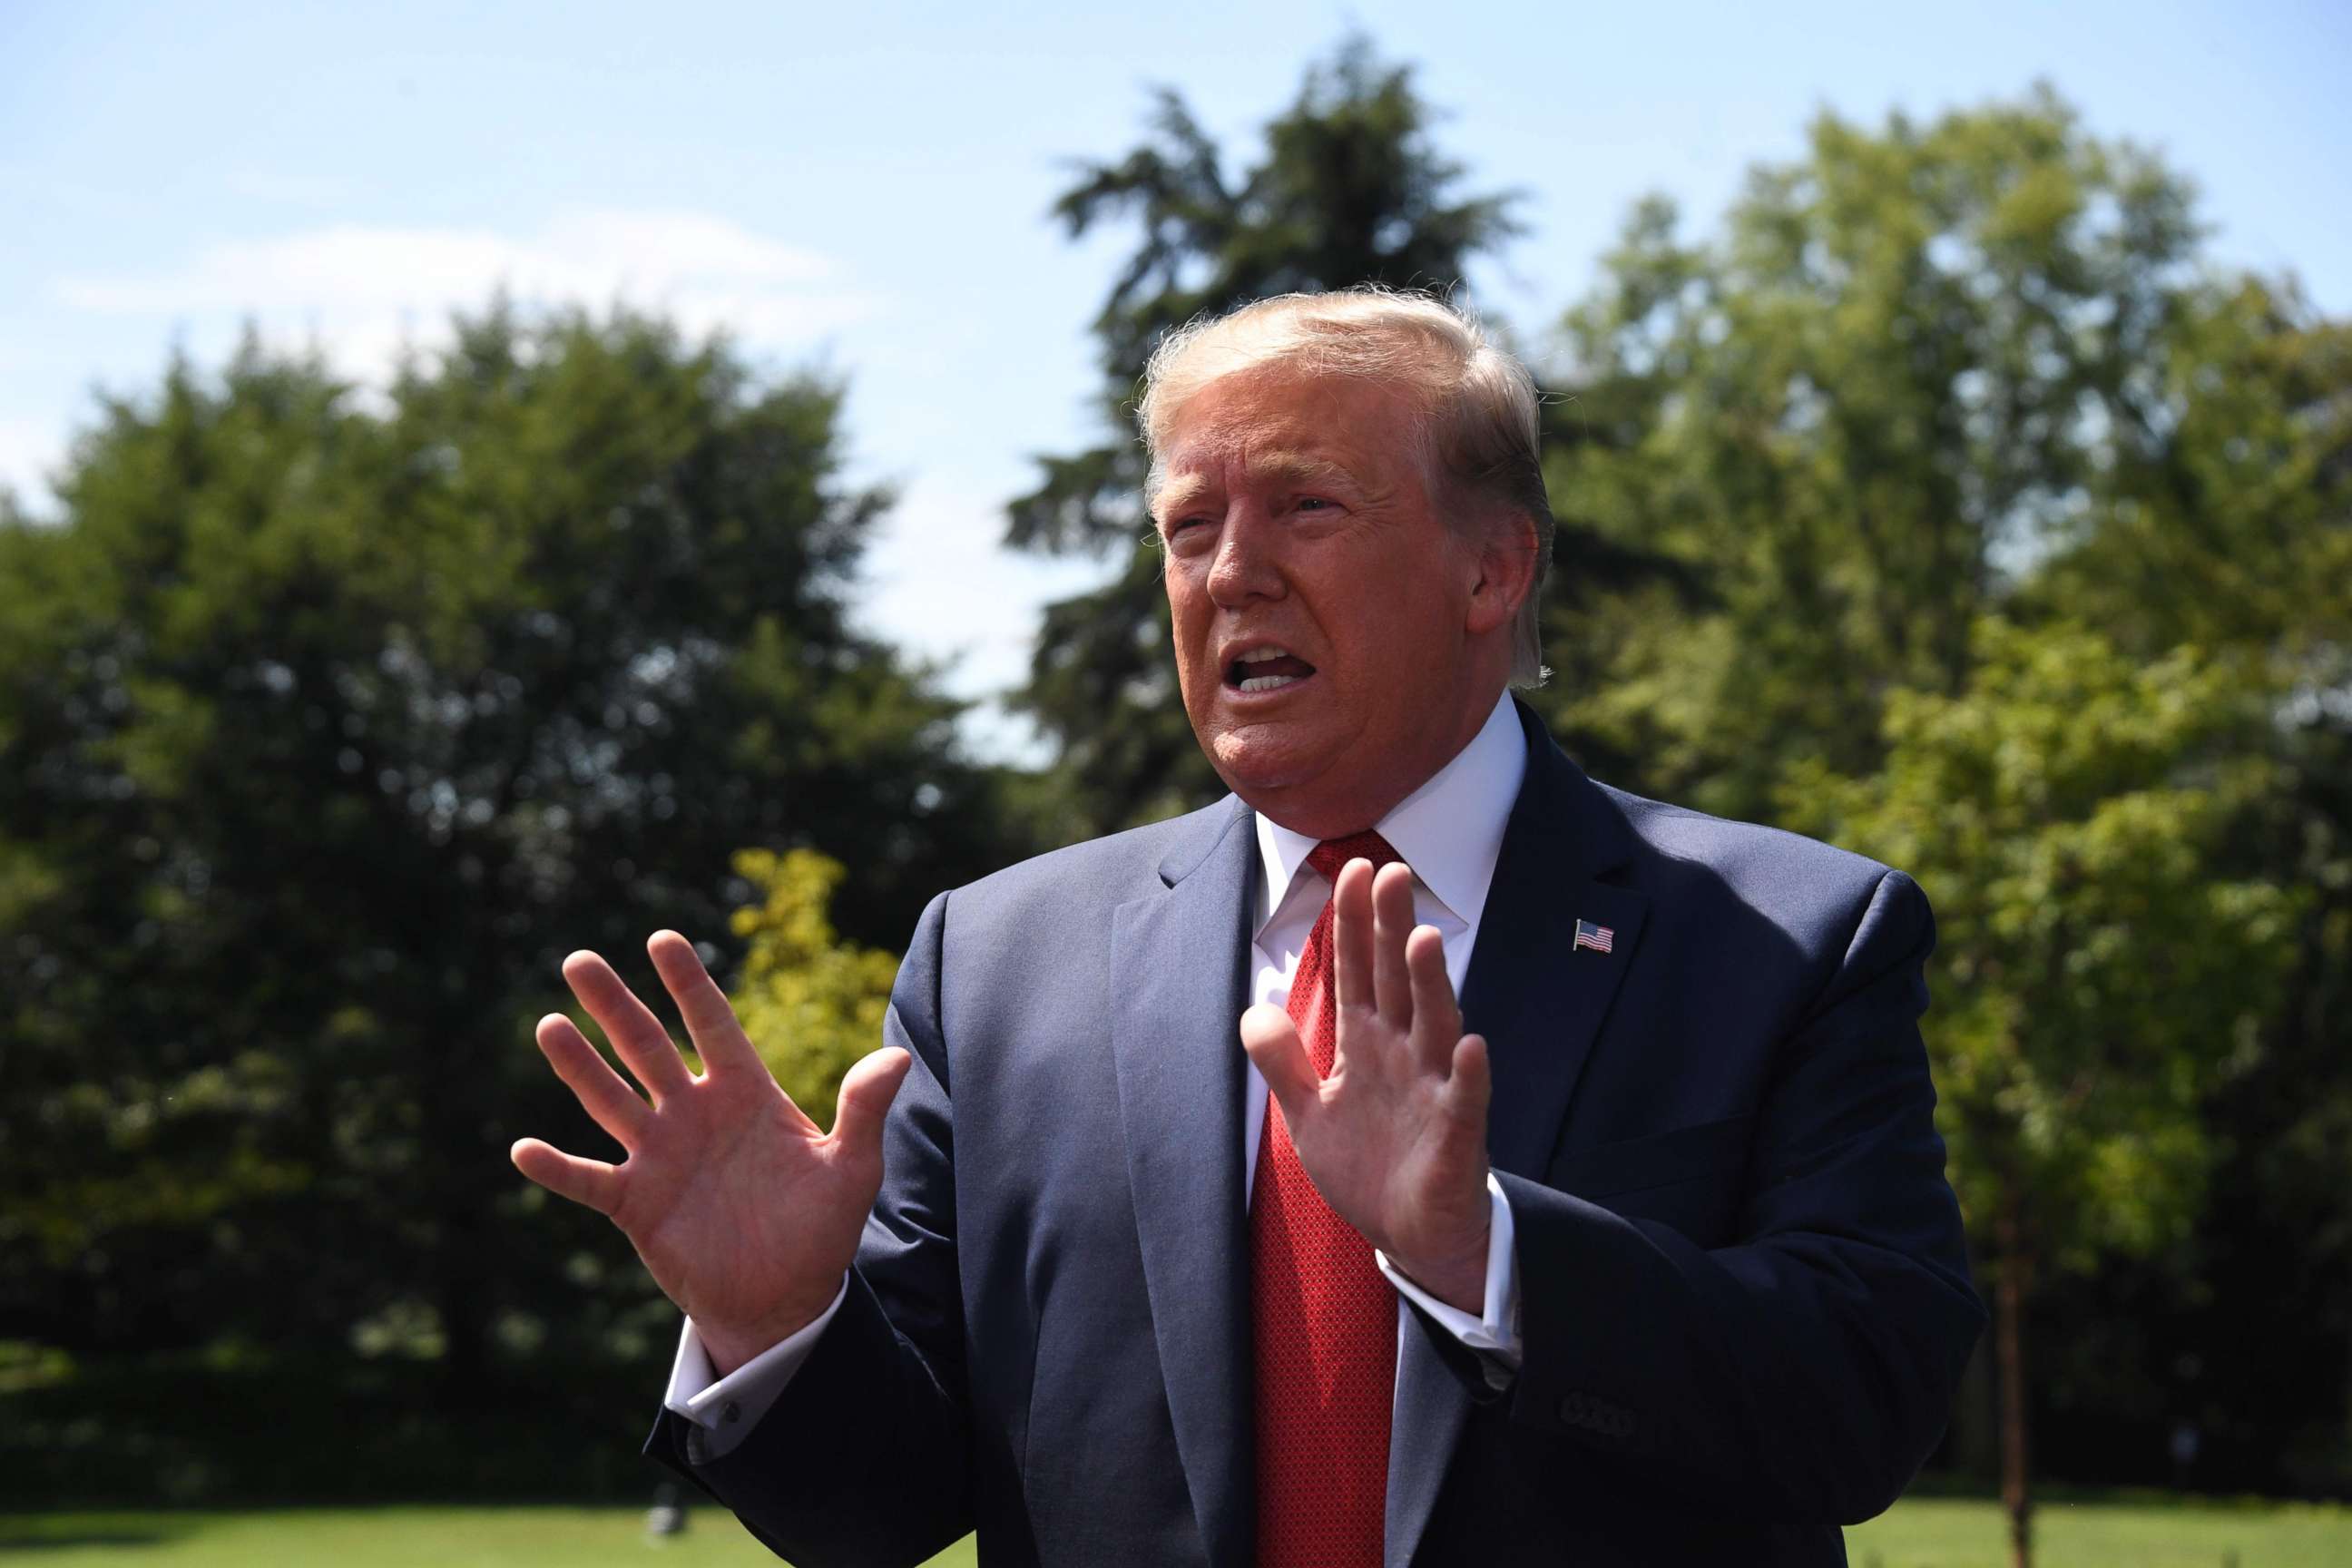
left=510, top=1137, right=624, bottom=1215
left=1370, top=862, right=1416, bottom=1027
left=1405, top=925, right=1462, bottom=1075
left=535, top=1012, right=652, bottom=1147
left=827, top=1045, right=914, bottom=1152
left=1329, top=858, right=1377, bottom=1014
left=562, top=949, right=694, bottom=1101
left=646, top=930, right=766, bottom=1079
left=1240, top=1003, right=1321, bottom=1131
left=1446, top=1034, right=1494, bottom=1132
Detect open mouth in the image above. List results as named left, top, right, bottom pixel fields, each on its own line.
left=1224, top=646, right=1318, bottom=693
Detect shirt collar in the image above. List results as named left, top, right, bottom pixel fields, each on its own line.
left=1253, top=690, right=1526, bottom=934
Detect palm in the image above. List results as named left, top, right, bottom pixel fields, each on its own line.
left=512, top=931, right=909, bottom=1357
left=614, top=1075, right=852, bottom=1330
left=1243, top=859, right=1494, bottom=1304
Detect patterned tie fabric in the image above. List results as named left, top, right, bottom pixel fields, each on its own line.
left=1251, top=830, right=1406, bottom=1567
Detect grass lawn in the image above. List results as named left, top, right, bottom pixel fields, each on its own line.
left=1, top=1496, right=2345, bottom=1565
left=0, top=1508, right=975, bottom=1566
left=1844, top=1494, right=2351, bottom=1566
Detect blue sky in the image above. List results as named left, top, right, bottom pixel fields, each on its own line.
left=4, top=0, right=2346, bottom=758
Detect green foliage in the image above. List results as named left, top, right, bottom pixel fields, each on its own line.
left=1006, top=33, right=1524, bottom=836
left=2023, top=279, right=2352, bottom=657
left=1539, top=86, right=2221, bottom=815
left=1533, top=83, right=2350, bottom=1500
left=723, top=847, right=899, bottom=1123
left=0, top=305, right=1022, bottom=1420
left=1787, top=619, right=2299, bottom=1273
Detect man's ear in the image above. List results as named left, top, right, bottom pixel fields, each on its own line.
left=1463, top=506, right=1542, bottom=637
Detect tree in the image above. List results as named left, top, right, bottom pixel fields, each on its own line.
left=1787, top=618, right=2299, bottom=1566
left=0, top=306, right=1017, bottom=1489
left=1537, top=85, right=2213, bottom=817
left=1006, top=34, right=1524, bottom=836
left=723, top=846, right=900, bottom=1121
left=1537, top=94, right=2352, bottom=1497
left=2022, top=279, right=2352, bottom=1494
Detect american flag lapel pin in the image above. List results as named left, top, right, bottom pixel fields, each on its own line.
left=1573, top=918, right=1615, bottom=955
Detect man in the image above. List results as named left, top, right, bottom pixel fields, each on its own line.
left=513, top=288, right=1985, bottom=1565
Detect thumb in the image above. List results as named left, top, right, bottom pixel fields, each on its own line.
left=1240, top=1003, right=1318, bottom=1127
left=828, top=1044, right=914, bottom=1152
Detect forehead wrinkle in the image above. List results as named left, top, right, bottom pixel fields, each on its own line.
left=1248, top=450, right=1356, bottom=489
left=1152, top=371, right=1424, bottom=514
left=1157, top=431, right=1373, bottom=492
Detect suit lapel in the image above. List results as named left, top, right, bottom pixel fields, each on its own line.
left=1385, top=700, right=1650, bottom=1568
left=1464, top=700, right=1649, bottom=1180
left=1110, top=796, right=1259, bottom=1568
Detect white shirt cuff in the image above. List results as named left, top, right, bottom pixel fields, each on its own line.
left=661, top=1272, right=850, bottom=1461
left=1377, top=1172, right=1522, bottom=1386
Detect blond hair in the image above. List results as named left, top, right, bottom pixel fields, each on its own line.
left=1137, top=285, right=1553, bottom=685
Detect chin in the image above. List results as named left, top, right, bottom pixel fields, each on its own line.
left=1207, top=725, right=1373, bottom=826
left=1205, top=725, right=1323, bottom=795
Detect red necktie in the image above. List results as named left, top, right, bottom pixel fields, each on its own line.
left=1251, top=831, right=1404, bottom=1567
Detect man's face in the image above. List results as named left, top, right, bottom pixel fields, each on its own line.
left=1152, top=367, right=1508, bottom=836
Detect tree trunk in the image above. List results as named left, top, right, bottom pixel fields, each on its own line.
left=1995, top=1179, right=2033, bottom=1568
left=1949, top=1228, right=1998, bottom=1483
left=1952, top=1337, right=1998, bottom=1482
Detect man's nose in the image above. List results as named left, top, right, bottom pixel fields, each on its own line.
left=1206, top=509, right=1284, bottom=608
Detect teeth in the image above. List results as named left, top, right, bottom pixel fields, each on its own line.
left=1239, top=673, right=1304, bottom=692
left=1235, top=647, right=1292, bottom=664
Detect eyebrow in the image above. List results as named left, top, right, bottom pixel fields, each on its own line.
left=1150, top=477, right=1211, bottom=521
left=1149, top=452, right=1360, bottom=522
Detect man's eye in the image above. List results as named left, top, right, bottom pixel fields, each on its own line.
left=1295, top=496, right=1334, bottom=513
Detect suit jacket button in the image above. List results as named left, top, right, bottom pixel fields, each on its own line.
left=1560, top=1392, right=1588, bottom=1425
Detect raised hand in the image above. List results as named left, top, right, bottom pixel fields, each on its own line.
left=511, top=929, right=911, bottom=1372
left=1240, top=859, right=1494, bottom=1311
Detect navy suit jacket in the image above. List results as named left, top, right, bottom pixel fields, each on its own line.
left=649, top=700, right=1985, bottom=1565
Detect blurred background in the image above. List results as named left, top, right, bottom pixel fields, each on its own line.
left=2, top=3, right=2347, bottom=1563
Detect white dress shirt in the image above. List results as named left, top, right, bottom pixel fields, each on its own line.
left=666, top=690, right=1529, bottom=1457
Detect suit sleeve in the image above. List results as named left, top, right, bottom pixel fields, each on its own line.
left=1490, top=868, right=1985, bottom=1524
left=643, top=889, right=974, bottom=1566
